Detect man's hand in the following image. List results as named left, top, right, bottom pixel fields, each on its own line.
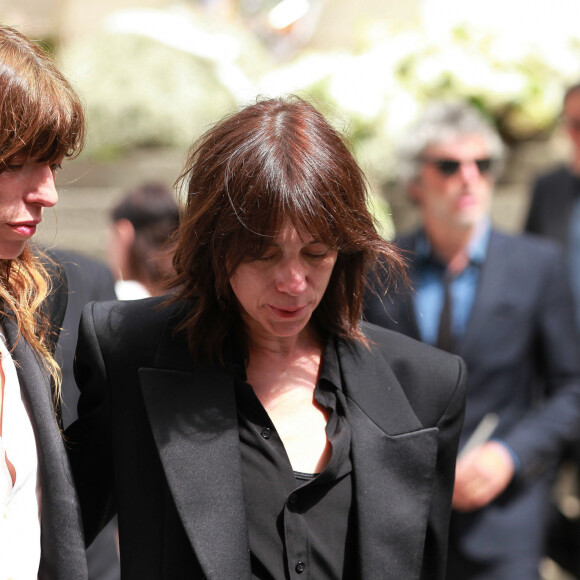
left=452, top=441, right=515, bottom=512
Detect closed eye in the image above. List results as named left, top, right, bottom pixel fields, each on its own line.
left=303, top=241, right=331, bottom=259
left=3, top=164, right=23, bottom=173
left=255, top=252, right=278, bottom=262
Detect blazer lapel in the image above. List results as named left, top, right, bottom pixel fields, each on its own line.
left=458, top=230, right=508, bottom=361
left=3, top=318, right=87, bottom=579
left=338, top=338, right=439, bottom=580
left=139, top=322, right=251, bottom=580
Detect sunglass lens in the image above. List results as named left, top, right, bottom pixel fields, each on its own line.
left=435, top=160, right=460, bottom=175
left=475, top=158, right=493, bottom=173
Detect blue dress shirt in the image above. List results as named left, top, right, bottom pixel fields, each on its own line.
left=413, top=222, right=490, bottom=346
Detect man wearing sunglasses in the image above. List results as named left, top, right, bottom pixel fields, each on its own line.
left=525, top=82, right=580, bottom=579
left=526, top=83, right=580, bottom=318
left=365, top=100, right=580, bottom=580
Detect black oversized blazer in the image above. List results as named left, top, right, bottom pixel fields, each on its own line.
left=3, top=257, right=88, bottom=579
left=66, top=297, right=467, bottom=580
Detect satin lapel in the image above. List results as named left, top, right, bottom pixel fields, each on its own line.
left=139, top=325, right=250, bottom=580
left=337, top=339, right=439, bottom=580
left=3, top=318, right=87, bottom=579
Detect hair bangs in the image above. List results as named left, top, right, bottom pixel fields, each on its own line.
left=5, top=94, right=84, bottom=164
left=0, top=41, right=84, bottom=164
left=220, top=165, right=342, bottom=268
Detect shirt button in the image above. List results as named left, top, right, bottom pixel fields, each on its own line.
left=295, top=561, right=305, bottom=573
left=261, top=427, right=272, bottom=439
left=288, top=493, right=297, bottom=505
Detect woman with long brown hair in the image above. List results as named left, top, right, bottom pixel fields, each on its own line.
left=68, top=96, right=466, bottom=579
left=0, top=25, right=87, bottom=578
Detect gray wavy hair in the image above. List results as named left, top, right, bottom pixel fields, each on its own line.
left=397, top=100, right=505, bottom=186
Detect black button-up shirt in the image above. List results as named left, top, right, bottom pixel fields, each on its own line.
left=234, top=339, right=357, bottom=580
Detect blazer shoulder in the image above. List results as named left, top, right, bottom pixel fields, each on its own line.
left=361, top=322, right=466, bottom=396
left=354, top=322, right=467, bottom=430
left=83, top=296, right=185, bottom=353
left=533, top=164, right=570, bottom=188
left=491, top=229, right=565, bottom=261
left=530, top=165, right=574, bottom=209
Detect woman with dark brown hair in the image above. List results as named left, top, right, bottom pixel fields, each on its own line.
left=67, top=96, right=466, bottom=580
left=0, top=25, right=87, bottom=578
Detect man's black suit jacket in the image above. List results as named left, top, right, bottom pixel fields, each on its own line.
left=525, top=165, right=577, bottom=247
left=525, top=165, right=580, bottom=577
left=364, top=229, right=580, bottom=572
left=66, top=297, right=467, bottom=580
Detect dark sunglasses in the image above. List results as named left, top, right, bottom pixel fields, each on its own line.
left=420, top=157, right=495, bottom=176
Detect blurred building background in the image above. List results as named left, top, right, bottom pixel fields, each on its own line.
left=2, top=0, right=579, bottom=260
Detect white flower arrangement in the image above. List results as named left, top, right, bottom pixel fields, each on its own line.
left=61, top=0, right=580, bottom=194
left=62, top=7, right=270, bottom=158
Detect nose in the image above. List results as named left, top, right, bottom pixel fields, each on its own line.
left=25, top=164, right=59, bottom=208
left=458, top=161, right=482, bottom=184
left=275, top=259, right=307, bottom=296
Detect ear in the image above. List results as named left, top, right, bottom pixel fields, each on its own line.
left=109, top=218, right=136, bottom=281
left=114, top=218, right=136, bottom=249
left=407, top=179, right=423, bottom=205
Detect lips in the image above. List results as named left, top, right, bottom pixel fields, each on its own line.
left=456, top=194, right=478, bottom=209
left=8, top=221, right=40, bottom=236
left=267, top=305, right=307, bottom=318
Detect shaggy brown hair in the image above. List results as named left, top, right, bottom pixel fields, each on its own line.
left=170, top=96, right=404, bottom=364
left=0, top=25, right=85, bottom=398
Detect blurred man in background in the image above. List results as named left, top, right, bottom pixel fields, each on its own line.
left=365, top=101, right=580, bottom=580
left=525, top=82, right=580, bottom=579
left=526, top=82, right=580, bottom=325
left=108, top=181, right=179, bottom=300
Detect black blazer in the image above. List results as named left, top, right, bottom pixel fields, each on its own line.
left=4, top=254, right=88, bottom=579
left=364, top=229, right=580, bottom=568
left=66, top=297, right=467, bottom=580
left=525, top=165, right=577, bottom=247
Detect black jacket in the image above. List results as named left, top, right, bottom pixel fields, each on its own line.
left=66, top=297, right=466, bottom=580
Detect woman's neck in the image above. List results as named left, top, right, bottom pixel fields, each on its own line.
left=244, top=325, right=323, bottom=397
left=246, top=324, right=321, bottom=360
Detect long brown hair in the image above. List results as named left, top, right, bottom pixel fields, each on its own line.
left=170, top=96, right=404, bottom=364
left=0, top=25, right=85, bottom=396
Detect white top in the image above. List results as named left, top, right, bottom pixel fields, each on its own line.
left=0, top=327, right=42, bottom=579
left=115, top=279, right=151, bottom=301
